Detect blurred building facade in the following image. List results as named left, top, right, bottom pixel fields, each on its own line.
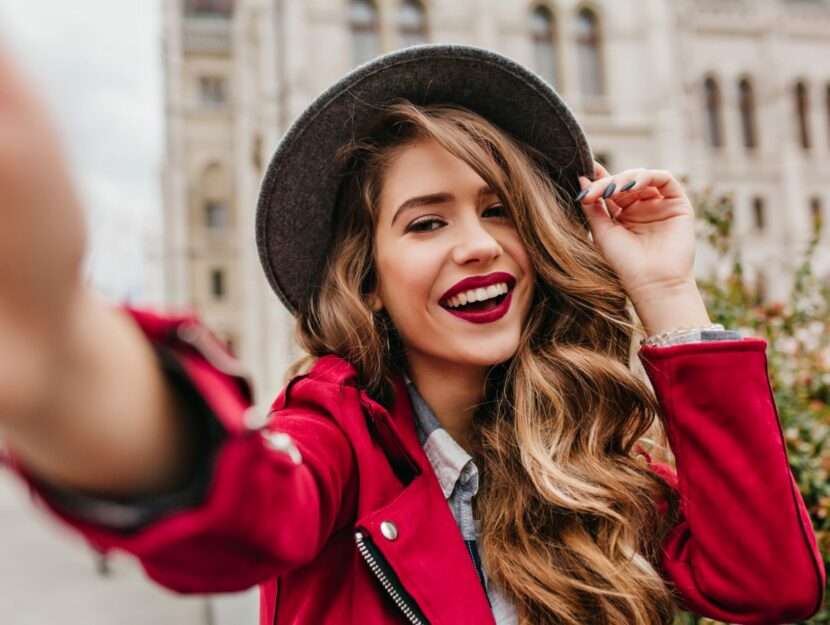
left=162, top=0, right=830, bottom=401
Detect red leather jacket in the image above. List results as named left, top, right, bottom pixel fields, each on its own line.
left=18, top=309, right=826, bottom=624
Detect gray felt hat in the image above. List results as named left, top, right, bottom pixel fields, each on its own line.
left=255, top=44, right=594, bottom=316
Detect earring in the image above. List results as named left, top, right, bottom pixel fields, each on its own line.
left=374, top=310, right=394, bottom=356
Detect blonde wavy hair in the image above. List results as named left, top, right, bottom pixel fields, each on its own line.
left=289, top=102, right=681, bottom=625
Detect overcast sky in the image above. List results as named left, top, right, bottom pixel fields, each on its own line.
left=0, top=0, right=163, bottom=303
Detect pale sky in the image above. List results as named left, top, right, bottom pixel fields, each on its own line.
left=0, top=0, right=164, bottom=304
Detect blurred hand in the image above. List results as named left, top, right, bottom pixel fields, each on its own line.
left=574, top=161, right=698, bottom=306
left=0, top=48, right=88, bottom=423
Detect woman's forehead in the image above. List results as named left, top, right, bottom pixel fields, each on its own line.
left=380, top=141, right=493, bottom=204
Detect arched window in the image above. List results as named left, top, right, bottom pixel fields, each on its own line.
left=211, top=268, right=226, bottom=299
left=738, top=78, right=757, bottom=150
left=575, top=8, right=604, bottom=97
left=205, top=201, right=228, bottom=230
left=752, top=196, right=766, bottom=231
left=530, top=6, right=558, bottom=89
left=350, top=0, right=380, bottom=67
left=185, top=0, right=233, bottom=17
left=399, top=0, right=427, bottom=47
left=703, top=77, right=723, bottom=148
left=795, top=81, right=811, bottom=150
left=200, top=163, right=231, bottom=231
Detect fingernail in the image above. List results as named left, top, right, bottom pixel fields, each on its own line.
left=574, top=188, right=590, bottom=202
left=621, top=180, right=637, bottom=192
left=602, top=182, right=617, bottom=199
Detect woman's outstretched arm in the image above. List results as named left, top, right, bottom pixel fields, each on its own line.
left=0, top=49, right=356, bottom=592
left=0, top=43, right=198, bottom=500
left=3, top=291, right=201, bottom=499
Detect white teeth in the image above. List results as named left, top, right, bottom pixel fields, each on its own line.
left=443, top=282, right=510, bottom=308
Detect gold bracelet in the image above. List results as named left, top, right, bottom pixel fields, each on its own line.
left=641, top=323, right=725, bottom=347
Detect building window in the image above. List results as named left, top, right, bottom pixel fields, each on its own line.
left=350, top=0, right=380, bottom=67
left=399, top=0, right=427, bottom=47
left=738, top=78, right=757, bottom=150
left=751, top=196, right=766, bottom=231
left=810, top=197, right=823, bottom=235
left=703, top=77, right=723, bottom=148
left=795, top=81, right=811, bottom=150
left=185, top=0, right=233, bottom=17
left=211, top=269, right=226, bottom=299
left=826, top=83, right=830, bottom=148
left=530, top=6, right=559, bottom=89
left=205, top=201, right=228, bottom=229
left=199, top=76, right=227, bottom=107
left=575, top=8, right=604, bottom=97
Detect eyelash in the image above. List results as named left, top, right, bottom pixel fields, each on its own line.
left=406, top=204, right=509, bottom=233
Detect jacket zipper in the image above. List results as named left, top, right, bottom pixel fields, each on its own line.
left=354, top=531, right=429, bottom=625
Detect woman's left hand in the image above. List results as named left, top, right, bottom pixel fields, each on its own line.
left=574, top=161, right=698, bottom=306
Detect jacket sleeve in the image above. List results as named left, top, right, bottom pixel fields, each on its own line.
left=639, top=338, right=825, bottom=625
left=7, top=307, right=357, bottom=594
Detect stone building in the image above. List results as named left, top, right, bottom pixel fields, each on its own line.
left=162, top=0, right=830, bottom=402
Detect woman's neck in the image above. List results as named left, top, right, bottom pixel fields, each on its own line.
left=406, top=356, right=487, bottom=453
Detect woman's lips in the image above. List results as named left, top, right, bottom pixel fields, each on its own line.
left=439, top=271, right=516, bottom=304
left=442, top=290, right=513, bottom=324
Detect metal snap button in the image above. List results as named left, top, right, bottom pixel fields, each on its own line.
left=380, top=520, right=398, bottom=541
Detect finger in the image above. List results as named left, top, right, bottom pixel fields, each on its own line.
left=0, top=46, right=38, bottom=113
left=613, top=187, right=661, bottom=210
left=576, top=174, right=616, bottom=205
left=612, top=169, right=685, bottom=200
left=576, top=168, right=647, bottom=206
left=578, top=195, right=616, bottom=241
left=604, top=197, right=624, bottom=221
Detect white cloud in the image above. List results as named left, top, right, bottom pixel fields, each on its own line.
left=0, top=0, right=163, bottom=303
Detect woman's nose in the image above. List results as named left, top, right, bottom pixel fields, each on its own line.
left=451, top=220, right=503, bottom=265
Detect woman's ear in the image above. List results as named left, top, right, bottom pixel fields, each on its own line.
left=367, top=292, right=384, bottom=313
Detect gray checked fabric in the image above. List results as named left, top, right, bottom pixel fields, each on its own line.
left=405, top=375, right=519, bottom=624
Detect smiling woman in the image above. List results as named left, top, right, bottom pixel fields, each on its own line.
left=0, top=44, right=823, bottom=625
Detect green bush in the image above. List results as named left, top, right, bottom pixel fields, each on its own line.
left=674, top=189, right=830, bottom=624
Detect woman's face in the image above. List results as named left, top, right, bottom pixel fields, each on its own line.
left=372, top=138, right=536, bottom=377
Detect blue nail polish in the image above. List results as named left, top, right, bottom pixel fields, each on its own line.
left=574, top=188, right=589, bottom=202
left=621, top=180, right=637, bottom=192
left=602, top=182, right=617, bottom=199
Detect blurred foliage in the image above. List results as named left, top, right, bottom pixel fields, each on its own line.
left=673, top=188, right=830, bottom=624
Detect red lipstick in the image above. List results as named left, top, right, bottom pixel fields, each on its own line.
left=439, top=272, right=516, bottom=303
left=439, top=271, right=516, bottom=325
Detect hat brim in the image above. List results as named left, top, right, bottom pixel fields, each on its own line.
left=256, top=44, right=594, bottom=316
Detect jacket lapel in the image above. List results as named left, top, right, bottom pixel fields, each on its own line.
left=356, top=378, right=496, bottom=625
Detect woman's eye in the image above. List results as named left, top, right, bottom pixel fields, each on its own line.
left=406, top=217, right=444, bottom=233
left=483, top=203, right=508, bottom=218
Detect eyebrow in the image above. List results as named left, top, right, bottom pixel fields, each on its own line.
left=390, top=184, right=497, bottom=226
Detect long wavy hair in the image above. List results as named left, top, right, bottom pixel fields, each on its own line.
left=289, top=101, right=681, bottom=625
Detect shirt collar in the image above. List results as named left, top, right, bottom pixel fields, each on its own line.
left=404, top=374, right=476, bottom=499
